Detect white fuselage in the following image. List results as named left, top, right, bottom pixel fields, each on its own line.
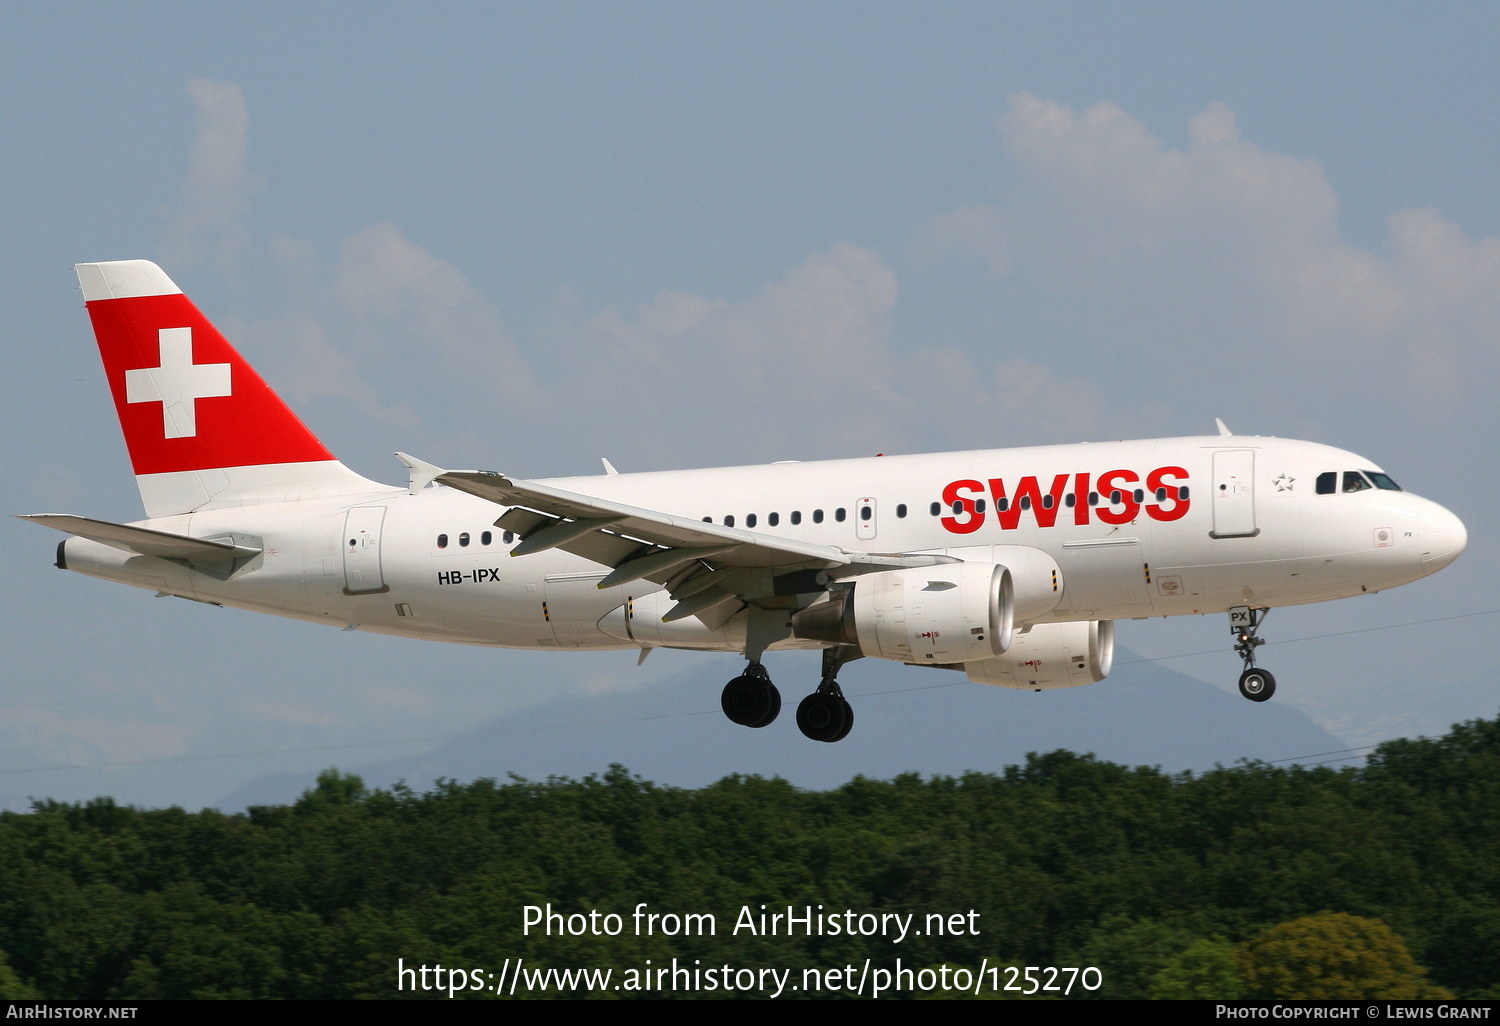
left=60, top=434, right=1467, bottom=657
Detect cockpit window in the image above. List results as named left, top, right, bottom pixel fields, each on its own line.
left=1342, top=471, right=1372, bottom=493
left=1316, top=472, right=1336, bottom=495
left=1365, top=471, right=1402, bottom=491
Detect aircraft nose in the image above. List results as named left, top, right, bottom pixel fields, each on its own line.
left=1420, top=502, right=1467, bottom=573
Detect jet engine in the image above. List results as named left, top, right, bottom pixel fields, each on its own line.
left=791, top=562, right=1014, bottom=664
left=963, top=619, right=1114, bottom=690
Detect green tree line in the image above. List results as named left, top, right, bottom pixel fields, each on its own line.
left=1, top=713, right=1496, bottom=999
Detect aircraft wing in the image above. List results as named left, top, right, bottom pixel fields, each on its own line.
left=436, top=469, right=953, bottom=625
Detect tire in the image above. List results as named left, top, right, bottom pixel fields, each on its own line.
left=722, top=675, right=780, bottom=727
left=1238, top=668, right=1276, bottom=702
left=796, top=692, right=849, bottom=742
left=748, top=681, right=781, bottom=728
left=829, top=699, right=855, bottom=742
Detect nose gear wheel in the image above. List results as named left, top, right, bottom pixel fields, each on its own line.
left=1237, top=667, right=1276, bottom=702
left=1229, top=606, right=1275, bottom=703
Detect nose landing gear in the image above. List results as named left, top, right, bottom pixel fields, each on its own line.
left=1230, top=606, right=1276, bottom=702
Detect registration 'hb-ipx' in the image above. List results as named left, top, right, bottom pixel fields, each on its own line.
left=22, top=261, right=1467, bottom=742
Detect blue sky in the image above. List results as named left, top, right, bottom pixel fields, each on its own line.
left=3, top=3, right=1497, bottom=809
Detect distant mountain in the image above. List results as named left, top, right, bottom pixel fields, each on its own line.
left=219, top=649, right=1347, bottom=810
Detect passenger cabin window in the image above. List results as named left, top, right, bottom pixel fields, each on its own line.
left=746, top=513, right=758, bottom=528
left=725, top=515, right=735, bottom=527
left=930, top=502, right=941, bottom=517
left=1317, top=472, right=1337, bottom=494
left=459, top=532, right=470, bottom=547
left=813, top=509, right=824, bottom=524
left=860, top=505, right=872, bottom=521
left=896, top=504, right=907, bottom=518
left=503, top=530, right=515, bottom=544
left=791, top=511, right=802, bottom=525
left=768, top=512, right=780, bottom=526
left=835, top=508, right=846, bottom=522
left=437, top=533, right=449, bottom=549
left=482, top=531, right=493, bottom=545
left=1343, top=471, right=1372, bottom=493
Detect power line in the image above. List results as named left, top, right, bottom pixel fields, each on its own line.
left=1116, top=608, right=1500, bottom=666
left=3, top=609, right=1492, bottom=780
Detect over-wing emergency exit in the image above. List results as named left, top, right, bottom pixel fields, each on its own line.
left=22, top=261, right=1467, bottom=741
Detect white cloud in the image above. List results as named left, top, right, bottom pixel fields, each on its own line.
left=534, top=242, right=907, bottom=466
left=163, top=81, right=1500, bottom=478
left=159, top=79, right=260, bottom=274
left=919, top=93, right=1500, bottom=441
left=331, top=222, right=537, bottom=402
left=156, top=79, right=1121, bottom=472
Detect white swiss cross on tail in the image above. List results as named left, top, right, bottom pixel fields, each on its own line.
left=124, top=326, right=232, bottom=439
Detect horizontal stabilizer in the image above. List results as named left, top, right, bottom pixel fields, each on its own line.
left=18, top=514, right=261, bottom=563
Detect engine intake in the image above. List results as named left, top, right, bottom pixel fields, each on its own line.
left=791, top=562, right=1013, bottom=664
left=964, top=620, right=1114, bottom=690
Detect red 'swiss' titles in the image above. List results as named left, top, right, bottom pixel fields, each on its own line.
left=939, top=467, right=1191, bottom=534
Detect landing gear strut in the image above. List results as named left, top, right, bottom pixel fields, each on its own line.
left=797, top=646, right=859, bottom=743
left=721, top=662, right=781, bottom=727
left=1229, top=606, right=1276, bottom=702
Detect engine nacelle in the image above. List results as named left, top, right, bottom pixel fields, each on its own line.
left=945, top=544, right=1065, bottom=623
left=792, top=562, right=1014, bottom=664
left=963, top=619, right=1113, bottom=690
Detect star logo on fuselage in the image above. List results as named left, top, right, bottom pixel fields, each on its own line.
left=1272, top=473, right=1294, bottom=492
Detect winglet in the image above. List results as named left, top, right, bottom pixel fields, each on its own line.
left=601, top=458, right=620, bottom=476
left=395, top=452, right=446, bottom=495
left=1215, top=418, right=1232, bottom=437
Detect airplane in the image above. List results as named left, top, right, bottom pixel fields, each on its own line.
left=21, top=260, right=1468, bottom=742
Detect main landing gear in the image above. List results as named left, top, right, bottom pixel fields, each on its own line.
left=797, top=645, right=859, bottom=743
left=1229, top=605, right=1276, bottom=702
left=719, top=646, right=861, bottom=742
left=796, top=683, right=853, bottom=744
left=721, top=663, right=781, bottom=728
